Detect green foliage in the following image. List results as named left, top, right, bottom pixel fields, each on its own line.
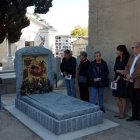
left=20, top=78, right=53, bottom=96
left=0, top=0, right=53, bottom=44
left=71, top=26, right=88, bottom=37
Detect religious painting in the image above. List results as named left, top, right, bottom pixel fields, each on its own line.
left=20, top=55, right=52, bottom=96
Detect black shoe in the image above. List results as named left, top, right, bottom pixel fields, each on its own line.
left=126, top=117, right=139, bottom=121
left=100, top=107, right=105, bottom=113
left=114, top=115, right=120, bottom=118
left=119, top=115, right=126, bottom=119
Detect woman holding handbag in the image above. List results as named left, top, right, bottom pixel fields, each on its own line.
left=78, top=51, right=90, bottom=102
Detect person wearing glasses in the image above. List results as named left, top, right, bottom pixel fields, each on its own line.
left=124, top=42, right=140, bottom=124
left=88, top=51, right=109, bottom=112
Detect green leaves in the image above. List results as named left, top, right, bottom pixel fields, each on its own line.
left=71, top=26, right=88, bottom=37
left=0, top=0, right=53, bottom=44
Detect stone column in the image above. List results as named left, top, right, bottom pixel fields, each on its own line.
left=88, top=0, right=140, bottom=112
left=6, top=38, right=12, bottom=59
left=2, top=36, right=14, bottom=70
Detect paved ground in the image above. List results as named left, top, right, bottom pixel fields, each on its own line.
left=0, top=93, right=140, bottom=140
left=79, top=111, right=140, bottom=140
left=0, top=110, right=41, bottom=140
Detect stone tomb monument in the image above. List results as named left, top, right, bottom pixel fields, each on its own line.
left=15, top=46, right=103, bottom=135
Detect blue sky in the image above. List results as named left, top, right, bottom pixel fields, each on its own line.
left=28, top=0, right=88, bottom=35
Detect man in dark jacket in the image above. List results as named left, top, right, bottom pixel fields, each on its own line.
left=60, top=49, right=77, bottom=97
left=88, top=51, right=109, bottom=112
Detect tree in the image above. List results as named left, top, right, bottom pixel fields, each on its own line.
left=0, top=0, right=53, bottom=44
left=71, top=26, right=88, bottom=37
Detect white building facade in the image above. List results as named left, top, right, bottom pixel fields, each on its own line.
left=17, top=13, right=56, bottom=55
left=55, top=35, right=77, bottom=57
left=55, top=35, right=73, bottom=57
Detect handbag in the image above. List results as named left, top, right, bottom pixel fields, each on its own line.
left=79, top=76, right=87, bottom=83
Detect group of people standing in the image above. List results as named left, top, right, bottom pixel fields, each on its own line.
left=60, top=49, right=109, bottom=112
left=60, top=42, right=140, bottom=126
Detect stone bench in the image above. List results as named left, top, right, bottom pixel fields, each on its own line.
left=0, top=72, right=16, bottom=94
left=0, top=84, right=6, bottom=109
left=0, top=72, right=16, bottom=109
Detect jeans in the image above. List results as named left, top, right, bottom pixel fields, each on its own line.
left=65, top=78, right=76, bottom=97
left=90, top=87, right=104, bottom=108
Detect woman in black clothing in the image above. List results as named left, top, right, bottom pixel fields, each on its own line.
left=112, top=45, right=130, bottom=118
left=88, top=51, right=109, bottom=112
left=78, top=51, right=90, bottom=102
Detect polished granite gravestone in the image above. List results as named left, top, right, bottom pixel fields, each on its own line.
left=15, top=93, right=102, bottom=135
left=15, top=46, right=103, bottom=135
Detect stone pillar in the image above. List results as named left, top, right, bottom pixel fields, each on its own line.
left=88, top=0, right=140, bottom=113
left=2, top=38, right=14, bottom=70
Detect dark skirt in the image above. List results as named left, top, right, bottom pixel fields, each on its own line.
left=112, top=78, right=128, bottom=98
